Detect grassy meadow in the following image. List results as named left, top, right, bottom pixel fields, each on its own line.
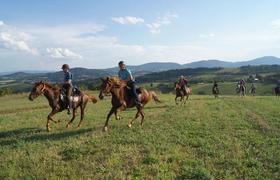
left=0, top=92, right=279, bottom=179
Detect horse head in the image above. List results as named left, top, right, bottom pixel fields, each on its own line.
left=29, top=81, right=46, bottom=101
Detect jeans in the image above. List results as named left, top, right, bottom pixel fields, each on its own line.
left=63, top=83, right=73, bottom=109
left=127, top=81, right=138, bottom=101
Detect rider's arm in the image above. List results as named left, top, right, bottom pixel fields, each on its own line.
left=127, top=69, right=134, bottom=81
left=64, top=72, right=72, bottom=84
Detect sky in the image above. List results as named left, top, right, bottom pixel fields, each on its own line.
left=0, top=0, right=280, bottom=72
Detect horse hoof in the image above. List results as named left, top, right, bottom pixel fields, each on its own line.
left=77, top=125, right=80, bottom=129
left=116, top=116, right=121, bottom=120
left=127, top=124, right=132, bottom=128
left=46, top=128, right=50, bottom=132
left=66, top=124, right=70, bottom=128
left=103, top=126, right=108, bottom=132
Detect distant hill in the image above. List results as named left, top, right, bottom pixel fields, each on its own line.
left=1, top=56, right=280, bottom=83
left=182, top=56, right=280, bottom=68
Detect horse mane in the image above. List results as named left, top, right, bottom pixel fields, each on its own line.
left=108, top=76, right=127, bottom=87
left=37, top=81, right=60, bottom=91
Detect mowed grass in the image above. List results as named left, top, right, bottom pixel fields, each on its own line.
left=0, top=92, right=279, bottom=179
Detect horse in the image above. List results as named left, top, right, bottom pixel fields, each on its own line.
left=275, top=87, right=280, bottom=97
left=250, top=87, right=256, bottom=96
left=212, top=86, right=219, bottom=98
left=174, top=82, right=192, bottom=105
left=98, top=77, right=161, bottom=131
left=28, top=81, right=97, bottom=131
left=236, top=84, right=246, bottom=97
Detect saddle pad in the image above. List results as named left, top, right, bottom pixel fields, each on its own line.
left=70, top=96, right=79, bottom=102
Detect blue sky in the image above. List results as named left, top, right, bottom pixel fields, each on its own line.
left=0, top=0, right=280, bottom=72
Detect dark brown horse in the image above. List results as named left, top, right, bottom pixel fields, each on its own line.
left=98, top=77, right=161, bottom=131
left=236, top=84, right=246, bottom=97
left=212, top=86, right=219, bottom=98
left=174, top=82, right=192, bottom=105
left=29, top=81, right=97, bottom=131
left=275, top=87, right=280, bottom=97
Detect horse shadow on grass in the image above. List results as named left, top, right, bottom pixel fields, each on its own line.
left=0, top=127, right=93, bottom=147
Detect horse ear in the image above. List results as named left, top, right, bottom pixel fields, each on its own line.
left=106, top=77, right=109, bottom=80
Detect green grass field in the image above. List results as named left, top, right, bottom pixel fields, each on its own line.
left=0, top=92, right=279, bottom=179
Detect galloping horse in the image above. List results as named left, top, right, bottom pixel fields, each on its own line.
left=236, top=84, right=246, bottom=97
left=174, top=82, right=192, bottom=104
left=212, top=86, right=219, bottom=98
left=275, top=87, right=280, bottom=97
left=98, top=77, right=161, bottom=131
left=29, top=81, right=97, bottom=131
left=250, top=86, right=256, bottom=96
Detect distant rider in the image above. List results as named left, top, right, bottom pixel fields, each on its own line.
left=212, top=81, right=219, bottom=92
left=239, top=79, right=246, bottom=87
left=277, top=80, right=280, bottom=89
left=62, top=64, right=73, bottom=114
left=178, top=75, right=188, bottom=94
left=118, top=61, right=142, bottom=107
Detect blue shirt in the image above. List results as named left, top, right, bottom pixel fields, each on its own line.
left=118, top=69, right=132, bottom=81
left=64, top=71, right=73, bottom=82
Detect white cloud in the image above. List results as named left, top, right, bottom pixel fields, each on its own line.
left=199, top=33, right=215, bottom=38
left=0, top=32, right=38, bottom=55
left=147, top=13, right=178, bottom=34
left=46, top=48, right=82, bottom=59
left=112, top=16, right=144, bottom=25
left=271, top=19, right=280, bottom=29
left=0, top=21, right=4, bottom=26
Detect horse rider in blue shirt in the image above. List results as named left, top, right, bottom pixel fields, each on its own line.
left=62, top=64, right=73, bottom=114
left=118, top=61, right=142, bottom=107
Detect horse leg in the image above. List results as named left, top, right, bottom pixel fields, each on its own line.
left=140, top=109, right=145, bottom=128
left=77, top=105, right=85, bottom=128
left=175, top=96, right=179, bottom=105
left=180, top=96, right=184, bottom=106
left=66, top=108, right=77, bottom=128
left=103, top=107, right=115, bottom=132
left=114, top=110, right=121, bottom=120
left=128, top=109, right=141, bottom=128
left=46, top=109, right=59, bottom=131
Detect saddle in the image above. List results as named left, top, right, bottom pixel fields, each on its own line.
left=125, top=86, right=141, bottom=98
left=60, top=86, right=82, bottom=108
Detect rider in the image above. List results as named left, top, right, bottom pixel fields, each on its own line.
left=62, top=64, right=73, bottom=114
left=213, top=80, right=218, bottom=91
left=118, top=61, right=142, bottom=107
left=239, top=79, right=246, bottom=87
left=178, top=75, right=188, bottom=94
left=251, top=83, right=256, bottom=90
left=277, top=80, right=280, bottom=88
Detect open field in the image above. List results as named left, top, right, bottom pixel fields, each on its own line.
left=0, top=93, right=279, bottom=179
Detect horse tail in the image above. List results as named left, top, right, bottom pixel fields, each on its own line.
left=89, top=95, right=98, bottom=103
left=150, top=91, right=161, bottom=103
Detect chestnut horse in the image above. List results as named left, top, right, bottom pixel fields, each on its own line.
left=174, top=82, right=192, bottom=105
left=29, top=81, right=97, bottom=131
left=98, top=77, right=161, bottom=131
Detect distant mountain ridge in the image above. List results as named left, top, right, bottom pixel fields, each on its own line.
left=182, top=56, right=280, bottom=68
left=1, top=56, right=280, bottom=82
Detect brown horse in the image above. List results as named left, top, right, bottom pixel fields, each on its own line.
left=275, top=87, right=280, bottom=97
left=212, top=86, right=219, bottom=98
left=174, top=82, right=192, bottom=105
left=29, top=81, right=97, bottom=131
left=98, top=77, right=161, bottom=131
